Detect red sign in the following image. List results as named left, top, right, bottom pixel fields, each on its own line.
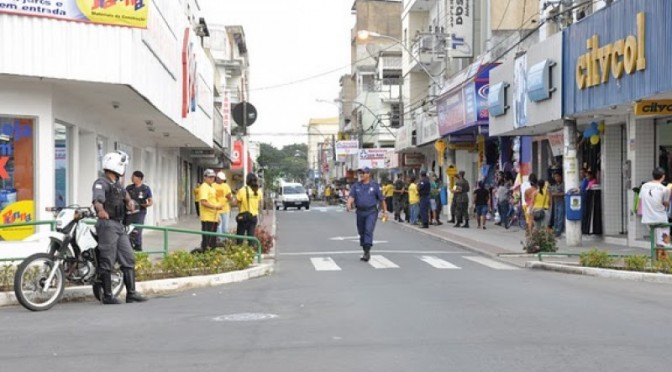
left=231, top=140, right=243, bottom=170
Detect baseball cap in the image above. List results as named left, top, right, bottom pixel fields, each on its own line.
left=358, top=167, right=371, bottom=173
left=217, top=171, right=226, bottom=180
left=203, top=169, right=216, bottom=177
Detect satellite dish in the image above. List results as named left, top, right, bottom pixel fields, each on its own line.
left=365, top=43, right=382, bottom=60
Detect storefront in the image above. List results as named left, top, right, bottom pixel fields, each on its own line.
left=563, top=0, right=672, bottom=246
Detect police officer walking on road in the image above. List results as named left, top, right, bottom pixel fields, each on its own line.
left=125, top=170, right=153, bottom=251
left=92, top=151, right=147, bottom=305
left=346, top=167, right=387, bottom=262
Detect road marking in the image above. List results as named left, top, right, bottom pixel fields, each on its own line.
left=329, top=236, right=361, bottom=241
left=462, top=256, right=519, bottom=270
left=368, top=255, right=399, bottom=269
left=282, top=250, right=466, bottom=256
left=310, top=257, right=342, bottom=271
left=419, top=255, right=461, bottom=269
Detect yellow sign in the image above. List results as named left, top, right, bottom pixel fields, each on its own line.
left=576, top=12, right=646, bottom=90
left=634, top=100, right=672, bottom=116
left=0, top=200, right=35, bottom=241
left=0, top=1, right=148, bottom=29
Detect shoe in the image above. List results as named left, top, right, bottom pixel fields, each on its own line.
left=100, top=270, right=122, bottom=305
left=483, top=226, right=486, bottom=230
left=462, top=223, right=470, bottom=228
left=122, top=268, right=148, bottom=303
left=447, top=219, right=455, bottom=223
left=102, top=296, right=122, bottom=305
left=421, top=225, right=429, bottom=229
left=436, top=221, right=443, bottom=226
left=454, top=223, right=462, bottom=228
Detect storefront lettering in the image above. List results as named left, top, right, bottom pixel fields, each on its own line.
left=634, top=100, right=672, bottom=116
left=0, top=120, right=32, bottom=179
left=92, top=0, right=146, bottom=11
left=2, top=208, right=31, bottom=224
left=576, top=12, right=646, bottom=90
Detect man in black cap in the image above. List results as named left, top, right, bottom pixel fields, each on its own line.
left=453, top=170, right=470, bottom=228
left=125, top=170, right=153, bottom=251
left=347, top=167, right=387, bottom=262
left=417, top=171, right=431, bottom=228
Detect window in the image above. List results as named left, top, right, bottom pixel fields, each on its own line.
left=0, top=117, right=35, bottom=240
left=54, top=123, right=69, bottom=208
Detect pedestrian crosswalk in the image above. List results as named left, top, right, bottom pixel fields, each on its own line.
left=308, top=255, right=519, bottom=271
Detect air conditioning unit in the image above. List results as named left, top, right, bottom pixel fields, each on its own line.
left=419, top=36, right=435, bottom=52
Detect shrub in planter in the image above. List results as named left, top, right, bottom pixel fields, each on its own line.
left=0, top=264, right=16, bottom=292
left=161, top=250, right=198, bottom=277
left=579, top=249, right=614, bottom=268
left=623, top=255, right=649, bottom=272
left=226, top=245, right=255, bottom=270
left=135, top=253, right=159, bottom=281
left=654, top=256, right=672, bottom=274
left=522, top=228, right=558, bottom=254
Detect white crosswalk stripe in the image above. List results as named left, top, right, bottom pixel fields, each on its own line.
left=419, top=256, right=461, bottom=269
left=310, top=257, right=342, bottom=271
left=462, top=256, right=520, bottom=270
left=368, top=255, right=399, bottom=269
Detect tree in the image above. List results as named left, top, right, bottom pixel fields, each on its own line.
left=257, top=142, right=308, bottom=186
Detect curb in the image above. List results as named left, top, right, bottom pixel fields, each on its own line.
left=526, top=261, right=672, bottom=284
left=0, top=263, right=274, bottom=308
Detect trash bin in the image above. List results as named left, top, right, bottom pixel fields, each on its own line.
left=565, top=192, right=582, bottom=221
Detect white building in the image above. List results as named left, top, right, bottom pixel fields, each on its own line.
left=0, top=1, right=217, bottom=239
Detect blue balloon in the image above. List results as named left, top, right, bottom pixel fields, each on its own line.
left=590, top=121, right=598, bottom=131
left=583, top=129, right=591, bottom=139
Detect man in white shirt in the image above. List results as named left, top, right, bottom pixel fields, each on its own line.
left=640, top=167, right=671, bottom=247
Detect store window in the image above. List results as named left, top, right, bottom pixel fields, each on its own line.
left=656, top=118, right=672, bottom=181
left=0, top=117, right=35, bottom=240
left=55, top=123, right=69, bottom=208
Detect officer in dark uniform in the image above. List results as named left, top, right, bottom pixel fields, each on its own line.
left=125, top=170, right=153, bottom=251
left=346, top=167, right=387, bottom=262
left=418, top=171, right=431, bottom=228
left=92, top=151, right=147, bottom=305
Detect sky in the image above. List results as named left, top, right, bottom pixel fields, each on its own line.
left=200, top=0, right=355, bottom=149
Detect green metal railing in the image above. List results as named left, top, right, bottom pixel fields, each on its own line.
left=650, top=223, right=672, bottom=262
left=0, top=220, right=263, bottom=264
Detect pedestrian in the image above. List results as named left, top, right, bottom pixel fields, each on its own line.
left=522, top=173, right=538, bottom=233
left=193, top=182, right=201, bottom=217
left=473, top=181, right=490, bottom=229
left=392, top=174, right=406, bottom=222
left=529, top=179, right=550, bottom=232
left=236, top=173, right=263, bottom=245
left=214, top=171, right=234, bottom=241
left=495, top=178, right=510, bottom=228
left=550, top=171, right=565, bottom=237
left=408, top=176, right=419, bottom=225
left=346, top=167, right=387, bottom=261
left=383, top=180, right=394, bottom=214
left=429, top=173, right=442, bottom=225
left=434, top=175, right=444, bottom=225
left=124, top=170, right=153, bottom=251
left=417, top=171, right=431, bottom=229
left=199, top=169, right=224, bottom=250
left=92, top=150, right=147, bottom=304
left=453, top=171, right=470, bottom=228
left=639, top=167, right=671, bottom=248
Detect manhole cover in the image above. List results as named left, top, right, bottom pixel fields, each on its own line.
left=213, top=313, right=278, bottom=322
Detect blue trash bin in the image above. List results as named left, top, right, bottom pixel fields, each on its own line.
left=565, top=192, right=582, bottom=221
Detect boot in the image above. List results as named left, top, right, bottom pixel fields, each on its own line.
left=462, top=220, right=470, bottom=228
left=100, top=270, right=122, bottom=305
left=454, top=220, right=462, bottom=227
left=360, top=246, right=371, bottom=262
left=122, top=268, right=148, bottom=303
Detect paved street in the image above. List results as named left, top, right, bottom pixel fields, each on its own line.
left=2, top=207, right=672, bottom=371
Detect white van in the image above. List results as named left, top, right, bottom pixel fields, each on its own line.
left=275, top=182, right=310, bottom=210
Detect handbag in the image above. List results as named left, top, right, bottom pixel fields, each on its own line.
left=235, top=187, right=254, bottom=223
left=533, top=209, right=545, bottom=221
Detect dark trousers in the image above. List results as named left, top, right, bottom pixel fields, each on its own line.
left=419, top=196, right=430, bottom=226
left=201, top=221, right=218, bottom=249
left=125, top=209, right=147, bottom=248
left=195, top=202, right=200, bottom=216
left=456, top=200, right=469, bottom=223
left=385, top=197, right=393, bottom=213
left=96, top=219, right=135, bottom=272
left=498, top=201, right=510, bottom=227
left=450, top=201, right=457, bottom=221
left=236, top=216, right=258, bottom=245
left=356, top=210, right=378, bottom=248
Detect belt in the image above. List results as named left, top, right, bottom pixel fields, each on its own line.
left=356, top=205, right=378, bottom=212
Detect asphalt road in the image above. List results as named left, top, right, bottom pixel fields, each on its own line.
left=2, top=205, right=672, bottom=372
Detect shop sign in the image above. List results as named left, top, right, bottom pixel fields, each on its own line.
left=0, top=200, right=34, bottom=240
left=576, top=13, right=646, bottom=90
left=416, top=112, right=439, bottom=145
left=403, top=153, right=424, bottom=168
left=358, top=149, right=392, bottom=169
left=437, top=90, right=466, bottom=136
left=513, top=54, right=528, bottom=128
left=547, top=130, right=564, bottom=157
left=0, top=0, right=148, bottom=28
left=634, top=100, right=672, bottom=116
left=447, top=0, right=473, bottom=58
left=182, top=28, right=197, bottom=118
left=384, top=151, right=399, bottom=169
left=191, top=149, right=216, bottom=158
left=335, top=140, right=359, bottom=156
left=231, top=140, right=243, bottom=170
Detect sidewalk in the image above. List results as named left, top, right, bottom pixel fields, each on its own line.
left=142, top=207, right=276, bottom=256
left=392, top=218, right=651, bottom=267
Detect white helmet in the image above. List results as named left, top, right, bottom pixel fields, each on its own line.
left=102, top=150, right=129, bottom=176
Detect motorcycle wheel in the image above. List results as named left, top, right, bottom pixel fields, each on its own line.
left=14, top=253, right=65, bottom=311
left=92, top=269, right=124, bottom=302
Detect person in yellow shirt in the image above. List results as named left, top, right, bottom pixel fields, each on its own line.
left=193, top=182, right=201, bottom=216
left=529, top=179, right=550, bottom=232
left=383, top=181, right=395, bottom=213
left=407, top=176, right=420, bottom=225
left=236, top=173, right=263, bottom=245
left=214, top=171, right=234, bottom=239
left=199, top=169, right=225, bottom=250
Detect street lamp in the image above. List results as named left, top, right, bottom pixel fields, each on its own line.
left=357, top=30, right=443, bottom=89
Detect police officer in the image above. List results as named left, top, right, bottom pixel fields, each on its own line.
left=346, top=167, right=387, bottom=262
left=418, top=171, right=431, bottom=228
left=125, top=170, right=153, bottom=251
left=92, top=151, right=147, bottom=305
